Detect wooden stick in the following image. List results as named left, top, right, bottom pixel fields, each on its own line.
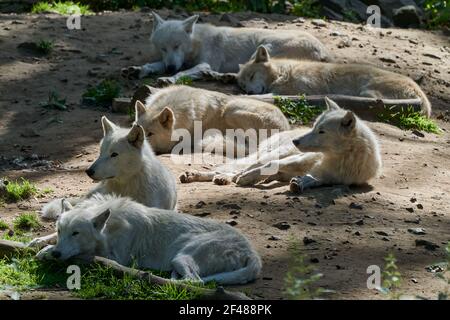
left=92, top=256, right=251, bottom=300
left=247, top=94, right=422, bottom=119
left=0, top=239, right=29, bottom=257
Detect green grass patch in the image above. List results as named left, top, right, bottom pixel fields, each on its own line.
left=40, top=91, right=67, bottom=111
left=36, top=39, right=54, bottom=55
left=0, top=220, right=9, bottom=231
left=378, top=106, right=441, bottom=134
left=291, top=0, right=322, bottom=18
left=2, top=232, right=33, bottom=243
left=424, top=0, right=450, bottom=28
left=1, top=178, right=38, bottom=202
left=13, top=213, right=41, bottom=232
left=82, top=79, right=121, bottom=107
left=31, top=1, right=92, bottom=15
left=175, top=75, right=193, bottom=86
left=274, top=95, right=324, bottom=125
left=0, top=253, right=209, bottom=300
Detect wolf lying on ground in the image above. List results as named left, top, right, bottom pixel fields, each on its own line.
left=39, top=117, right=177, bottom=221
left=180, top=97, right=382, bottom=192
left=121, top=12, right=330, bottom=84
left=135, top=85, right=290, bottom=154
left=237, top=46, right=431, bottom=117
left=36, top=194, right=262, bottom=285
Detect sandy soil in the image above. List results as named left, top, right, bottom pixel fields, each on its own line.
left=0, top=10, right=449, bottom=300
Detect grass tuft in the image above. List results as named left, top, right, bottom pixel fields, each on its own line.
left=31, top=1, right=92, bottom=15
left=82, top=79, right=121, bottom=107
left=175, top=76, right=193, bottom=86
left=378, top=106, right=441, bottom=134
left=40, top=91, right=67, bottom=110
left=274, top=95, right=324, bottom=125
left=13, top=213, right=41, bottom=232
left=1, top=178, right=38, bottom=202
left=0, top=219, right=9, bottom=231
left=36, top=39, right=54, bottom=55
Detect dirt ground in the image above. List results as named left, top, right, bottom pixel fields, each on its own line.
left=0, top=10, right=449, bottom=300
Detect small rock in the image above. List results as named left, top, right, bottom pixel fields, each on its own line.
left=195, top=201, right=206, bottom=209
left=405, top=207, right=414, bottom=213
left=411, top=278, right=418, bottom=284
left=415, top=239, right=439, bottom=251
left=410, top=197, right=417, bottom=203
left=222, top=203, right=241, bottom=210
left=349, top=202, right=363, bottom=210
left=412, top=130, right=424, bottom=138
left=416, top=204, right=423, bottom=210
left=408, top=228, right=426, bottom=235
left=354, top=231, right=361, bottom=236
left=311, top=19, right=326, bottom=27
left=354, top=219, right=364, bottom=226
left=226, top=220, right=238, bottom=226
left=229, top=210, right=240, bottom=215
left=303, top=237, right=316, bottom=245
left=273, top=222, right=290, bottom=230
left=268, top=235, right=281, bottom=241
left=375, top=231, right=389, bottom=236
left=379, top=57, right=396, bottom=64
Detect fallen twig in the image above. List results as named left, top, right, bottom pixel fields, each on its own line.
left=92, top=256, right=251, bottom=300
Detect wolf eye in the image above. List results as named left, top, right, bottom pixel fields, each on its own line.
left=319, top=130, right=325, bottom=134
left=72, top=231, right=79, bottom=236
left=111, top=152, right=118, bottom=158
left=147, top=132, right=153, bottom=137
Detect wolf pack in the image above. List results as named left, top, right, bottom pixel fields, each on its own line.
left=29, top=12, right=431, bottom=287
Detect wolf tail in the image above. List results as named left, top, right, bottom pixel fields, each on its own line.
left=414, top=84, right=432, bottom=118
left=201, top=254, right=262, bottom=285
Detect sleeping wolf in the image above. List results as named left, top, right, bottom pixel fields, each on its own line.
left=237, top=46, right=431, bottom=117
left=121, top=12, right=330, bottom=84
left=135, top=85, right=290, bottom=154
left=36, top=194, right=262, bottom=285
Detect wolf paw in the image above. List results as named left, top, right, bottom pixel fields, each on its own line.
left=35, top=245, right=56, bottom=261
left=290, top=175, right=318, bottom=193
left=157, top=76, right=176, bottom=86
left=121, top=66, right=142, bottom=79
left=235, top=170, right=259, bottom=186
left=212, top=174, right=231, bottom=185
left=27, top=237, right=49, bottom=249
left=179, top=171, right=197, bottom=183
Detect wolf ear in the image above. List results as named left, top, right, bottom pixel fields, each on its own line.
left=152, top=12, right=165, bottom=31
left=158, top=107, right=175, bottom=129
left=341, top=111, right=356, bottom=131
left=182, top=15, right=199, bottom=34
left=61, top=199, right=73, bottom=213
left=92, top=209, right=110, bottom=231
left=324, top=97, right=340, bottom=111
left=135, top=101, right=147, bottom=122
left=101, top=116, right=117, bottom=136
left=254, top=46, right=270, bottom=63
left=127, top=124, right=145, bottom=149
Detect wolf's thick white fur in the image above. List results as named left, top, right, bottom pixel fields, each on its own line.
left=180, top=98, right=382, bottom=191
left=36, top=194, right=262, bottom=285
left=41, top=118, right=177, bottom=221
left=237, top=46, right=431, bottom=117
left=121, top=12, right=330, bottom=83
left=135, top=85, right=290, bottom=154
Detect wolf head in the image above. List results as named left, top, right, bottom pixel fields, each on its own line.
left=50, top=206, right=110, bottom=260
left=134, top=101, right=176, bottom=154
left=86, top=117, right=149, bottom=181
left=237, top=46, right=277, bottom=94
left=150, top=12, right=198, bottom=74
left=293, top=98, right=359, bottom=154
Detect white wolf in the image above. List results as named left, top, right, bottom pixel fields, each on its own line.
left=237, top=46, right=431, bottom=117
left=135, top=85, right=290, bottom=154
left=180, top=97, right=382, bottom=191
left=121, top=12, right=330, bottom=84
left=40, top=117, right=177, bottom=221
left=36, top=194, right=262, bottom=285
